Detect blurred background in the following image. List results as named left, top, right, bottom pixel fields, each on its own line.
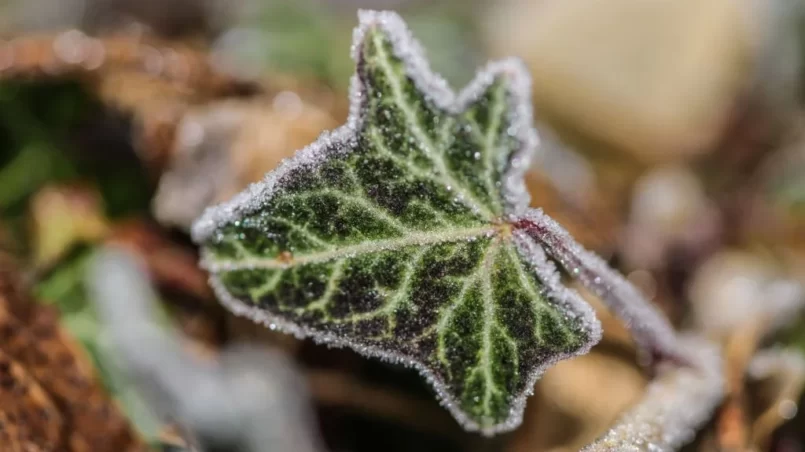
left=1, top=0, right=805, bottom=451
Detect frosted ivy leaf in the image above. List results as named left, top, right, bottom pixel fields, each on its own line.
left=192, top=10, right=601, bottom=434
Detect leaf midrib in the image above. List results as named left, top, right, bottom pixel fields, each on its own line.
left=206, top=225, right=498, bottom=271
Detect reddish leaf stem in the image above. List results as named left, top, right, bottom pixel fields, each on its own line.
left=512, top=209, right=688, bottom=367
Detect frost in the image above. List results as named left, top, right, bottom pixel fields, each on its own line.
left=190, top=9, right=685, bottom=435
left=583, top=336, right=724, bottom=452
left=513, top=208, right=685, bottom=363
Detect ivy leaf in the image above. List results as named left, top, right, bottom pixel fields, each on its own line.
left=192, top=10, right=601, bottom=434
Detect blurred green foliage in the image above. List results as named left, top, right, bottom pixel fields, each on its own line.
left=0, top=79, right=161, bottom=442
left=0, top=80, right=151, bottom=219
left=35, top=247, right=165, bottom=443
left=223, top=0, right=482, bottom=89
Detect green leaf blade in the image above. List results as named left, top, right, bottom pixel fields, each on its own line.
left=193, top=10, right=601, bottom=434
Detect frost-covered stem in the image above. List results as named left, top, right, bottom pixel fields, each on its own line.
left=513, top=208, right=686, bottom=365
left=582, top=336, right=724, bottom=451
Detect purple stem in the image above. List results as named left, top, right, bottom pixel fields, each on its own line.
left=512, top=209, right=688, bottom=367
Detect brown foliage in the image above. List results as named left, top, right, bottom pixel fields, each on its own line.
left=0, top=258, right=146, bottom=452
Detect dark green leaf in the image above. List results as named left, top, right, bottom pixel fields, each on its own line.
left=193, top=10, right=601, bottom=434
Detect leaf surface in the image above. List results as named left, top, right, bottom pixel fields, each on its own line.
left=193, top=10, right=601, bottom=434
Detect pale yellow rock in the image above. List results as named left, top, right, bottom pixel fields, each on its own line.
left=507, top=350, right=646, bottom=452
left=484, top=0, right=757, bottom=162
left=31, top=185, right=110, bottom=269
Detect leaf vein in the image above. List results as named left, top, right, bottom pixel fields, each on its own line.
left=479, top=241, right=502, bottom=412
left=270, top=216, right=333, bottom=250
left=303, top=259, right=346, bottom=314
left=208, top=226, right=496, bottom=271
left=370, top=32, right=495, bottom=219
left=286, top=189, right=407, bottom=233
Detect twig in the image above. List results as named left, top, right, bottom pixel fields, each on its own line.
left=0, top=31, right=256, bottom=97
left=747, top=349, right=805, bottom=449
left=715, top=322, right=765, bottom=450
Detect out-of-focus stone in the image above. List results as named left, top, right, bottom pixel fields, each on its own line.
left=688, top=250, right=804, bottom=336
left=484, top=0, right=756, bottom=162
left=507, top=350, right=646, bottom=452
left=622, top=165, right=721, bottom=270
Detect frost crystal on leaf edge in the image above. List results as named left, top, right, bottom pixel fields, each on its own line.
left=191, top=9, right=602, bottom=435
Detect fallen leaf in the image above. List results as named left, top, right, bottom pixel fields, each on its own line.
left=0, top=259, right=147, bottom=451
left=153, top=92, right=339, bottom=230
left=0, top=349, right=64, bottom=451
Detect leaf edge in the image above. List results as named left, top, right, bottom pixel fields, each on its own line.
left=204, top=220, right=602, bottom=435
left=190, top=9, right=537, bottom=244
left=191, top=9, right=602, bottom=434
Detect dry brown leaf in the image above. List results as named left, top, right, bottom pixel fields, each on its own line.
left=715, top=323, right=765, bottom=451
left=0, top=304, right=147, bottom=452
left=0, top=31, right=253, bottom=97
left=105, top=220, right=224, bottom=352
left=525, top=169, right=619, bottom=253
left=0, top=349, right=64, bottom=451
left=0, top=31, right=259, bottom=175
left=0, top=262, right=147, bottom=452
left=307, top=369, right=462, bottom=439
left=153, top=92, right=340, bottom=230
left=748, top=350, right=805, bottom=450
left=107, top=220, right=212, bottom=301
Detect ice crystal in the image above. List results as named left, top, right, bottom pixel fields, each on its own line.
left=192, top=9, right=679, bottom=434
left=514, top=209, right=686, bottom=364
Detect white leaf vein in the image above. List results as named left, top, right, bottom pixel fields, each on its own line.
left=370, top=32, right=495, bottom=219
left=207, top=226, right=496, bottom=271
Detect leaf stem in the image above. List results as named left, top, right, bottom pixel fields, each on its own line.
left=582, top=335, right=723, bottom=451
left=512, top=208, right=687, bottom=366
